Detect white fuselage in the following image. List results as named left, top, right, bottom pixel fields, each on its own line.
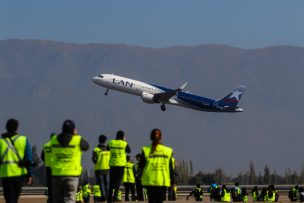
left=93, top=74, right=162, bottom=95
left=92, top=73, right=245, bottom=112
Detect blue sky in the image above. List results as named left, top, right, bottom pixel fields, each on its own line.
left=1, top=1, right=304, bottom=48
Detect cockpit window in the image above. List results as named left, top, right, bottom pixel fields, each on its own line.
left=99, top=75, right=103, bottom=78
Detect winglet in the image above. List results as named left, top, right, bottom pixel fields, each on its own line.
left=177, top=82, right=188, bottom=92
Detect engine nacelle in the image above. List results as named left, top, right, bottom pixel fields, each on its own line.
left=141, top=92, right=156, bottom=104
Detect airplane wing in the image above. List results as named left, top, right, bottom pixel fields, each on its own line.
left=153, top=82, right=187, bottom=103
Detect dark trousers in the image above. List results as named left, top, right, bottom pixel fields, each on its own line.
left=124, top=183, right=136, bottom=201
left=46, top=167, right=53, bottom=203
left=107, top=166, right=124, bottom=202
left=2, top=176, right=25, bottom=203
left=135, top=178, right=144, bottom=201
left=146, top=186, right=167, bottom=203
left=95, top=170, right=109, bottom=198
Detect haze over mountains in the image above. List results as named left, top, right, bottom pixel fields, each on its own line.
left=1, top=39, right=304, bottom=175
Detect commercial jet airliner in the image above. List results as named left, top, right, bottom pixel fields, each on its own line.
left=92, top=74, right=246, bottom=112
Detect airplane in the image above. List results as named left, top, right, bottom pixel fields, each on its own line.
left=92, top=74, right=246, bottom=112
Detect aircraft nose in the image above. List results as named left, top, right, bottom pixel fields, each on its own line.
left=92, top=76, right=100, bottom=84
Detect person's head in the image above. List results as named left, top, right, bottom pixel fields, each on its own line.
left=235, top=182, right=239, bottom=187
left=62, top=120, right=75, bottom=134
left=99, top=134, right=107, bottom=144
left=253, top=186, right=258, bottom=191
left=222, top=184, right=227, bottom=189
left=242, top=187, right=247, bottom=194
left=126, top=155, right=131, bottom=162
left=116, top=130, right=125, bottom=140
left=50, top=133, right=56, bottom=139
left=6, top=118, right=19, bottom=133
left=196, top=184, right=200, bottom=188
left=150, top=128, right=162, bottom=152
left=295, top=185, right=299, bottom=190
left=135, top=153, right=141, bottom=161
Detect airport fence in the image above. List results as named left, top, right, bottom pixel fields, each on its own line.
left=0, top=185, right=293, bottom=196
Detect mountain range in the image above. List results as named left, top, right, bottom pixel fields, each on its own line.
left=1, top=39, right=304, bottom=175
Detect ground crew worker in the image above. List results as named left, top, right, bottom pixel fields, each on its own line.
left=264, top=185, right=278, bottom=202
left=232, top=182, right=242, bottom=202
left=76, top=185, right=84, bottom=203
left=41, top=133, right=56, bottom=203
left=289, top=185, right=299, bottom=201
left=241, top=187, right=248, bottom=202
left=135, top=153, right=144, bottom=201
left=107, top=130, right=131, bottom=203
left=220, top=185, right=231, bottom=202
left=138, top=128, right=175, bottom=203
left=82, top=182, right=91, bottom=203
left=92, top=134, right=110, bottom=201
left=186, top=184, right=203, bottom=201
left=92, top=184, right=102, bottom=203
left=123, top=155, right=136, bottom=201
left=298, top=187, right=304, bottom=202
left=0, top=118, right=33, bottom=203
left=51, top=119, right=89, bottom=203
left=208, top=183, right=219, bottom=201
left=251, top=186, right=260, bottom=202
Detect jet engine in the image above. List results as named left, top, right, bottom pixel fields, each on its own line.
left=141, top=92, right=156, bottom=104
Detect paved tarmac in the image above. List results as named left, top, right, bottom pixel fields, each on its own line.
left=0, top=194, right=291, bottom=203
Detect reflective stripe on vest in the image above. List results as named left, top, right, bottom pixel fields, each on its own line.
left=123, top=162, right=135, bottom=183
left=221, top=189, right=231, bottom=202
left=43, top=140, right=52, bottom=167
left=51, top=135, right=82, bottom=176
left=93, top=185, right=102, bottom=197
left=141, top=144, right=173, bottom=187
left=0, top=135, right=27, bottom=177
left=94, top=147, right=110, bottom=170
left=108, top=140, right=127, bottom=167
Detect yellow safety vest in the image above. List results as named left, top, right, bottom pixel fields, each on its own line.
left=93, top=147, right=110, bottom=170
left=43, top=140, right=52, bottom=167
left=51, top=135, right=82, bottom=176
left=0, top=135, right=27, bottom=178
left=221, top=189, right=231, bottom=202
left=141, top=144, right=173, bottom=187
left=93, top=184, right=102, bottom=197
left=82, top=184, right=91, bottom=197
left=123, top=162, right=135, bottom=183
left=108, top=140, right=128, bottom=167
left=266, top=190, right=276, bottom=202
left=76, top=189, right=83, bottom=202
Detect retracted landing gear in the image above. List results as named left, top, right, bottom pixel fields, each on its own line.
left=104, top=88, right=109, bottom=96
left=160, top=104, right=166, bottom=111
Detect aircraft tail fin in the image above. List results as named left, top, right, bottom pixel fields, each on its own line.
left=218, top=85, right=246, bottom=107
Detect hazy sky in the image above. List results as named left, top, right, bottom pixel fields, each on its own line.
left=1, top=0, right=304, bottom=48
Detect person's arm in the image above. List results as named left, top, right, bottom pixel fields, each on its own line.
left=125, top=144, right=131, bottom=153
left=92, top=149, right=98, bottom=164
left=41, top=150, right=45, bottom=162
left=169, top=154, right=175, bottom=186
left=80, top=138, right=90, bottom=151
left=24, top=138, right=33, bottom=185
left=137, top=151, right=146, bottom=178
left=132, top=164, right=136, bottom=178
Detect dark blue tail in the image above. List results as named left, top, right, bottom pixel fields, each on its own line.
left=218, top=85, right=246, bottom=107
